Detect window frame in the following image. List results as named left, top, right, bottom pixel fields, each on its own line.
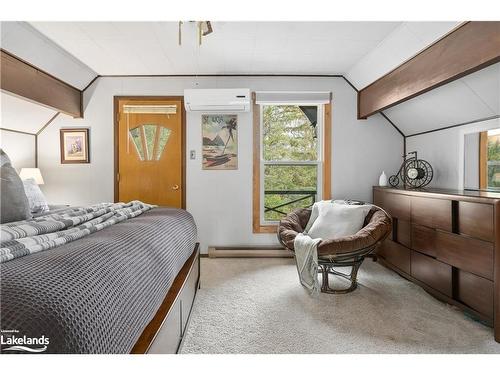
left=480, top=129, right=500, bottom=191
left=480, top=130, right=488, bottom=189
left=252, top=96, right=331, bottom=233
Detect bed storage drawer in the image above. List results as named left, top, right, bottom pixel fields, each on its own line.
left=458, top=201, right=494, bottom=242
left=456, top=269, right=494, bottom=319
left=378, top=239, right=410, bottom=274
left=435, top=231, right=494, bottom=280
left=410, top=250, right=452, bottom=297
left=180, top=254, right=199, bottom=335
left=147, top=299, right=182, bottom=354
left=411, top=196, right=452, bottom=232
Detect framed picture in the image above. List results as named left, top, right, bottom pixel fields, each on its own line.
left=202, top=114, right=238, bottom=170
left=60, top=128, right=90, bottom=164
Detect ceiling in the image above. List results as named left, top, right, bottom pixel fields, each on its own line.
left=3, top=21, right=496, bottom=138
left=29, top=22, right=402, bottom=75
left=0, top=92, right=58, bottom=134
left=385, top=62, right=500, bottom=136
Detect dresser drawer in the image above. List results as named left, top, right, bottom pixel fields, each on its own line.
left=395, top=219, right=411, bottom=248
left=373, top=189, right=385, bottom=207
left=435, top=231, right=494, bottom=280
left=411, top=196, right=452, bottom=232
left=458, top=201, right=494, bottom=242
left=411, top=250, right=452, bottom=297
left=411, top=224, right=436, bottom=258
left=378, top=239, right=410, bottom=274
left=381, top=192, right=410, bottom=221
left=456, top=269, right=494, bottom=319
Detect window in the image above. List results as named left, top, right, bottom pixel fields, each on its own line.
left=480, top=128, right=500, bottom=191
left=253, top=92, right=331, bottom=232
left=128, top=124, right=172, bottom=161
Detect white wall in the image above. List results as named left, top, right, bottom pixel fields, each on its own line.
left=0, top=130, right=36, bottom=170
left=37, top=76, right=403, bottom=253
left=406, top=117, right=500, bottom=189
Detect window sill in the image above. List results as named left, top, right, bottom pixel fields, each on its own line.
left=253, top=224, right=277, bottom=234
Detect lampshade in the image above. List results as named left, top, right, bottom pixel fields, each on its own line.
left=19, top=168, right=45, bottom=185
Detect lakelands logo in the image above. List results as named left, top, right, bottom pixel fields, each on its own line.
left=1, top=330, right=49, bottom=353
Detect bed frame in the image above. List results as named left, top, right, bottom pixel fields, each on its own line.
left=131, top=243, right=200, bottom=353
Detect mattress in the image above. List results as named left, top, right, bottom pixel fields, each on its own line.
left=0, top=207, right=197, bottom=354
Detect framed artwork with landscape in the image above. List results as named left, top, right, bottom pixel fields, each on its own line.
left=60, top=128, right=90, bottom=164
left=202, top=114, right=238, bottom=170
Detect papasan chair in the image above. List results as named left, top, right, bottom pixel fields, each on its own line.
left=277, top=204, right=392, bottom=294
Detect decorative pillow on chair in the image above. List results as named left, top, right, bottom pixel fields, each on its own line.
left=304, top=200, right=330, bottom=233
left=23, top=178, right=49, bottom=213
left=0, top=151, right=32, bottom=223
left=307, top=201, right=372, bottom=240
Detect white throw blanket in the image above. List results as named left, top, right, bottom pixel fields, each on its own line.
left=294, top=233, right=322, bottom=295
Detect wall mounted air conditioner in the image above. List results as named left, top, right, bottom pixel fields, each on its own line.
left=184, top=88, right=251, bottom=112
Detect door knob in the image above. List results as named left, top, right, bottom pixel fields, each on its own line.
left=172, top=184, right=179, bottom=190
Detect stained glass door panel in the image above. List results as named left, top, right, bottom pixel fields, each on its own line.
left=128, top=125, right=172, bottom=161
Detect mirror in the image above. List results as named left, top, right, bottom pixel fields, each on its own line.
left=464, top=128, right=500, bottom=192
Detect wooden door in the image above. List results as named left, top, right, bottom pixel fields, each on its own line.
left=117, top=99, right=183, bottom=207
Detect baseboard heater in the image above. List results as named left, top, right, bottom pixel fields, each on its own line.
left=207, top=246, right=294, bottom=258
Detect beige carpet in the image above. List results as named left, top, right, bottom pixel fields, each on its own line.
left=180, top=257, right=500, bottom=354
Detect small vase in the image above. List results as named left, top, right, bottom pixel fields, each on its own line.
left=379, top=171, right=388, bottom=186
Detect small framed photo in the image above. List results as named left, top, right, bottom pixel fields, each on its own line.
left=60, top=128, right=90, bottom=164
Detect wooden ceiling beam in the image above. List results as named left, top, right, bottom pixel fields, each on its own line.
left=1, top=49, right=82, bottom=118
left=358, top=21, right=500, bottom=119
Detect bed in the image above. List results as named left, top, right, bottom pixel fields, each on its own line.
left=0, top=206, right=199, bottom=354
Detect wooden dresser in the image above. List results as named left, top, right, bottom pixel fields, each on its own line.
left=373, top=186, right=500, bottom=342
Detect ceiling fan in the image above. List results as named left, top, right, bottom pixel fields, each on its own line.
left=178, top=21, right=213, bottom=45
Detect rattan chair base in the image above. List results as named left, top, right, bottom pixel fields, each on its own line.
left=319, top=257, right=363, bottom=294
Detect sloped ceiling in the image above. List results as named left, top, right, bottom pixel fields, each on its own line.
left=1, top=22, right=97, bottom=90
left=345, top=21, right=499, bottom=136
left=0, top=92, right=58, bottom=134
left=385, top=62, right=500, bottom=136
left=346, top=22, right=462, bottom=89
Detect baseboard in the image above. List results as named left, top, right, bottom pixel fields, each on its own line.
left=207, top=246, right=294, bottom=258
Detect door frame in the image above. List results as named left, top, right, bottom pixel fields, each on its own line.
left=113, top=96, right=186, bottom=208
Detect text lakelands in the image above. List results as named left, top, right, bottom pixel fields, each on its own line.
left=1, top=335, right=50, bottom=345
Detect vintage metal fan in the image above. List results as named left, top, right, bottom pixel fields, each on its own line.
left=389, top=151, right=433, bottom=189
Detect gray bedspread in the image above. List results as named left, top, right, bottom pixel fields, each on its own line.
left=0, top=207, right=197, bottom=354
left=1, top=201, right=155, bottom=263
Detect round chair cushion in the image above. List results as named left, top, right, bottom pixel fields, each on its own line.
left=278, top=205, right=392, bottom=258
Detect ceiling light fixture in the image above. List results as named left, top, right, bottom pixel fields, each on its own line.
left=178, top=21, right=213, bottom=46
left=200, top=21, right=213, bottom=37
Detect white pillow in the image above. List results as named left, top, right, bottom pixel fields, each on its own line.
left=307, top=201, right=372, bottom=240
left=22, top=178, right=49, bottom=213
left=304, top=200, right=331, bottom=232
